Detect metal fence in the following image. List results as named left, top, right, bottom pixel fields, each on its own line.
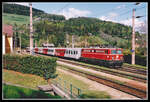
left=52, top=78, right=82, bottom=98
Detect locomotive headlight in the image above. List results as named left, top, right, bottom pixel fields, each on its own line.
left=116, top=55, right=119, bottom=58
left=107, top=56, right=109, bottom=58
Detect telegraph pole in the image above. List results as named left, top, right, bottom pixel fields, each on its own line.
left=132, top=8, right=135, bottom=65
left=29, top=3, right=33, bottom=55
left=72, top=35, right=74, bottom=48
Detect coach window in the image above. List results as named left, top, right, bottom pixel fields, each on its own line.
left=76, top=51, right=78, bottom=54
left=71, top=50, right=72, bottom=54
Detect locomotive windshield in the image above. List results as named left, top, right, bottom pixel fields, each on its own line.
left=117, top=50, right=122, bottom=54
left=111, top=50, right=122, bottom=54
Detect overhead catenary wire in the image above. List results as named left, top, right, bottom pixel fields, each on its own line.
left=55, top=3, right=71, bottom=14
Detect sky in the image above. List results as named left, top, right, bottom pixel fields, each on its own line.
left=8, top=2, right=148, bottom=33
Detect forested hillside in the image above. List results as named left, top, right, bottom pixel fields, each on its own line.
left=3, top=3, right=66, bottom=21
left=3, top=3, right=146, bottom=57
left=33, top=17, right=136, bottom=49
left=3, top=3, right=45, bottom=16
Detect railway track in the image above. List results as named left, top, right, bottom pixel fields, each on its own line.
left=20, top=52, right=148, bottom=76
left=33, top=53, right=147, bottom=82
left=121, top=65, right=147, bottom=75
left=58, top=65, right=147, bottom=99
left=34, top=53, right=147, bottom=99
left=58, top=59, right=147, bottom=83
left=33, top=53, right=147, bottom=83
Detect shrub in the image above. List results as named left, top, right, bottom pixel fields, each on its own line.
left=123, top=54, right=147, bottom=66
left=3, top=54, right=58, bottom=80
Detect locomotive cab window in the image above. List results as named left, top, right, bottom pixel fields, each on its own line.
left=111, top=50, right=117, bottom=54
left=111, top=50, right=122, bottom=54
left=117, top=50, right=122, bottom=54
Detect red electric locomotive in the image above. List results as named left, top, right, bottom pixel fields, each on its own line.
left=80, top=48, right=123, bottom=67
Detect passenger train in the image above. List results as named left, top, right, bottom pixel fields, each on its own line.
left=33, top=47, right=124, bottom=67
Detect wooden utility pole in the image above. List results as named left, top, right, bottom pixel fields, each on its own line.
left=20, top=31, right=21, bottom=53
left=30, top=3, right=33, bottom=54
left=132, top=8, right=135, bottom=65
left=72, top=35, right=74, bottom=48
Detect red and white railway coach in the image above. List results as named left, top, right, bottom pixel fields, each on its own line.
left=54, top=48, right=66, bottom=57
left=36, top=47, right=43, bottom=54
left=64, top=48, right=82, bottom=59
left=47, top=48, right=55, bottom=56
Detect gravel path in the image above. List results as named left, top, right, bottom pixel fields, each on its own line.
left=57, top=68, right=140, bottom=99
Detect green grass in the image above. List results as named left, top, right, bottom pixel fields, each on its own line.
left=58, top=64, right=126, bottom=85
left=53, top=66, right=111, bottom=99
left=54, top=66, right=89, bottom=91
left=3, top=69, right=48, bottom=89
left=80, top=90, right=111, bottom=99
left=3, top=84, right=61, bottom=99
left=3, top=68, right=111, bottom=99
left=124, top=63, right=147, bottom=70
left=2, top=13, right=30, bottom=25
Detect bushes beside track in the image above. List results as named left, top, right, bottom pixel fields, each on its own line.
left=3, top=54, right=57, bottom=78
left=123, top=54, right=147, bottom=66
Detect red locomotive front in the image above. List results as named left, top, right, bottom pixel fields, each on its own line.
left=106, top=48, right=124, bottom=67
left=81, top=48, right=123, bottom=67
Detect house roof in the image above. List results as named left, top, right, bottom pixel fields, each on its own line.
left=3, top=25, right=13, bottom=37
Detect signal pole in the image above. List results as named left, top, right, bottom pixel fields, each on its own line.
left=132, top=8, right=135, bottom=65
left=29, top=3, right=33, bottom=55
